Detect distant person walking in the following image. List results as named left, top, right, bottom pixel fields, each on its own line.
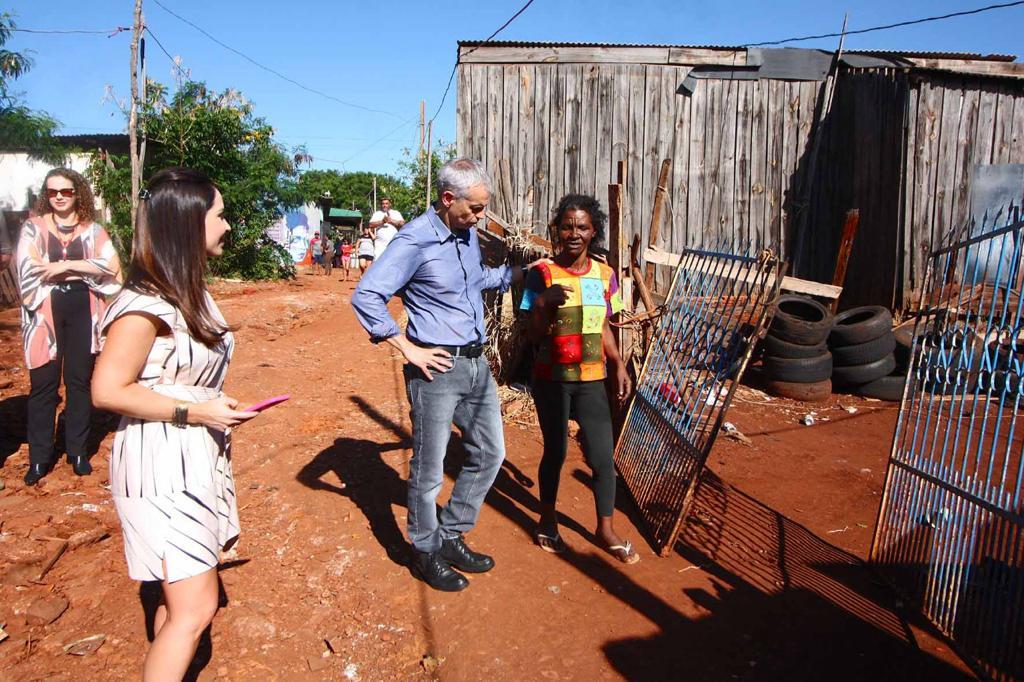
left=310, top=230, right=323, bottom=275
left=339, top=238, right=354, bottom=281
left=355, top=225, right=374, bottom=276
left=369, top=197, right=404, bottom=259
left=92, top=168, right=258, bottom=680
left=353, top=158, right=538, bottom=592
left=322, top=229, right=335, bottom=277
left=16, top=168, right=122, bottom=486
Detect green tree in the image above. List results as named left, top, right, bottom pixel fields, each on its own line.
left=0, top=13, right=64, bottom=163
left=90, top=80, right=300, bottom=279
left=396, top=140, right=456, bottom=218
left=295, top=169, right=410, bottom=220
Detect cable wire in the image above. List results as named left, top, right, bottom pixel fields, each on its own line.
left=746, top=0, right=1024, bottom=47
left=429, top=0, right=538, bottom=124
left=144, top=27, right=189, bottom=79
left=9, top=27, right=131, bottom=36
left=150, top=0, right=402, bottom=119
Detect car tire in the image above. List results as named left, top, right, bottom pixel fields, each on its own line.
left=831, top=332, right=897, bottom=366
left=768, top=295, right=834, bottom=346
left=765, top=378, right=832, bottom=403
left=854, top=373, right=906, bottom=401
left=832, top=354, right=897, bottom=386
left=764, top=352, right=833, bottom=383
left=830, top=306, right=893, bottom=346
left=763, top=333, right=828, bottom=359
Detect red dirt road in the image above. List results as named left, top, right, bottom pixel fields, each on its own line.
left=0, top=274, right=974, bottom=680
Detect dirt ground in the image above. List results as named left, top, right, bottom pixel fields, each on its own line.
left=0, top=272, right=977, bottom=680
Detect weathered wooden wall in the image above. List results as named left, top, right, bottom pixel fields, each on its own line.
left=802, top=69, right=1024, bottom=309
left=457, top=56, right=1024, bottom=307
left=456, top=61, right=821, bottom=293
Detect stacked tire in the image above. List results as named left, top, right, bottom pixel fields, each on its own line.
left=762, top=295, right=834, bottom=402
left=829, top=306, right=903, bottom=401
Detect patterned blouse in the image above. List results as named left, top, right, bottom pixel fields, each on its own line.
left=521, top=258, right=624, bottom=382
left=16, top=217, right=122, bottom=369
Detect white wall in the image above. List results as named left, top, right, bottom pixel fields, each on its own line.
left=0, top=152, right=109, bottom=216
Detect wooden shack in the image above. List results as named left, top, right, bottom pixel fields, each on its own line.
left=455, top=42, right=1024, bottom=308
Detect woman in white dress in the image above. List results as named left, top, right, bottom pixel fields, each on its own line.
left=92, top=168, right=257, bottom=680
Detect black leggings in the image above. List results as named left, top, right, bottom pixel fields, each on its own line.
left=27, top=286, right=95, bottom=465
left=533, top=378, right=616, bottom=517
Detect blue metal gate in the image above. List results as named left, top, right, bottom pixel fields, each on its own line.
left=615, top=245, right=781, bottom=555
left=871, top=212, right=1024, bottom=681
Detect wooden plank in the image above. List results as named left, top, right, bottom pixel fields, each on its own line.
left=953, top=84, right=980, bottom=233
left=702, top=80, right=724, bottom=243
left=902, top=81, right=921, bottom=304
left=669, top=68, right=692, bottom=257
left=456, top=65, right=471, bottom=158
left=485, top=65, right=504, bottom=189
left=644, top=159, right=672, bottom=290
left=640, top=65, right=663, bottom=249
left=643, top=246, right=842, bottom=299
left=594, top=65, right=616, bottom=224
left=609, top=64, right=631, bottom=226
left=547, top=66, right=567, bottom=237
left=532, top=65, right=551, bottom=229
left=626, top=64, right=646, bottom=256
left=830, top=209, right=860, bottom=312
left=655, top=66, right=678, bottom=293
left=717, top=77, right=738, bottom=248
left=469, top=65, right=489, bottom=166
left=579, top=63, right=600, bottom=201
left=686, top=79, right=707, bottom=247
left=563, top=64, right=582, bottom=199
left=766, top=79, right=785, bottom=249
left=734, top=80, right=753, bottom=248
left=933, top=78, right=963, bottom=249
left=973, top=82, right=1000, bottom=168
left=516, top=65, right=536, bottom=225
left=992, top=84, right=1019, bottom=164
left=749, top=78, right=769, bottom=251
left=458, top=45, right=747, bottom=66
left=902, top=58, right=1024, bottom=79
left=1011, top=90, right=1024, bottom=162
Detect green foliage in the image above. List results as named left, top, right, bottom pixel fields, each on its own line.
left=396, top=140, right=456, bottom=218
left=0, top=13, right=65, bottom=164
left=295, top=169, right=408, bottom=220
left=90, top=80, right=300, bottom=280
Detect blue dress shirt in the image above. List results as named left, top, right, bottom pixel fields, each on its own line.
left=351, top=207, right=512, bottom=345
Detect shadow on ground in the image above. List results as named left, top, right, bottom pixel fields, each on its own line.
left=297, top=395, right=969, bottom=680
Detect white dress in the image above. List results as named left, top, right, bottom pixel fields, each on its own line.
left=101, top=290, right=239, bottom=583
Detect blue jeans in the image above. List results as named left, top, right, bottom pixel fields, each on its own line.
left=404, top=355, right=505, bottom=553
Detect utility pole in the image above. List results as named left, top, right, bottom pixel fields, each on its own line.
left=129, top=0, right=144, bottom=231
left=418, top=100, right=425, bottom=159
left=372, top=176, right=377, bottom=211
left=425, top=120, right=433, bottom=210
left=139, top=34, right=147, bottom=181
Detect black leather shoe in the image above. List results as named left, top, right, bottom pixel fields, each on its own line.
left=413, top=551, right=469, bottom=592
left=440, top=535, right=495, bottom=573
left=69, top=456, right=92, bottom=476
left=24, top=463, right=50, bottom=486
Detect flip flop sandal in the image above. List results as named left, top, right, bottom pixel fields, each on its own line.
left=533, top=529, right=567, bottom=554
left=605, top=540, right=640, bottom=565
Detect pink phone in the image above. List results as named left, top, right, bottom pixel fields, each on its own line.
left=244, top=394, right=291, bottom=413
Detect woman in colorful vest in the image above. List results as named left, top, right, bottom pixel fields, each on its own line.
left=16, top=168, right=122, bottom=485
left=520, top=194, right=638, bottom=563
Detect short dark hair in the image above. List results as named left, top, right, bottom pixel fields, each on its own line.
left=551, top=194, right=607, bottom=248
left=126, top=167, right=227, bottom=347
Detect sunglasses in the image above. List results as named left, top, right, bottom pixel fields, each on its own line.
left=46, top=188, right=76, bottom=199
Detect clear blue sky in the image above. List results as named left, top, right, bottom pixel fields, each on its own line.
left=7, top=0, right=1023, bottom=176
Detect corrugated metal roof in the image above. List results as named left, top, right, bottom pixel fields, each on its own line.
left=457, top=40, right=744, bottom=50
left=457, top=41, right=1017, bottom=62
left=847, top=49, right=1016, bottom=62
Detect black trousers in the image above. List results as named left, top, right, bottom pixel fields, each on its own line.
left=532, top=378, right=617, bottom=517
left=27, top=286, right=95, bottom=466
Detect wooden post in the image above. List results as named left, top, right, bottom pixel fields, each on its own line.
left=418, top=100, right=425, bottom=158
left=644, top=159, right=672, bottom=292
left=830, top=208, right=860, bottom=312
left=498, top=159, right=515, bottom=225
left=372, top=176, right=377, bottom=212
left=425, top=121, right=433, bottom=210
left=138, top=34, right=147, bottom=182
left=128, top=0, right=144, bottom=232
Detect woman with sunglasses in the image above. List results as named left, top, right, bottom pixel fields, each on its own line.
left=16, top=168, right=122, bottom=485
left=520, top=194, right=638, bottom=564
left=92, top=168, right=257, bottom=679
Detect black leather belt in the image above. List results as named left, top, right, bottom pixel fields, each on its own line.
left=411, top=340, right=485, bottom=358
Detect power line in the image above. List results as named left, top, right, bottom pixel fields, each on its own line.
left=746, top=0, right=1024, bottom=47
left=150, top=0, right=403, bottom=119
left=9, top=26, right=131, bottom=36
left=341, top=117, right=419, bottom=166
left=144, top=27, right=189, bottom=79
left=429, top=0, right=538, bottom=124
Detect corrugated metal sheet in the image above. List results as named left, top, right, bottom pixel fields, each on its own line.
left=457, top=41, right=1017, bottom=62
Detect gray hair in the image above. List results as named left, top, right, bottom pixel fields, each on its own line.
left=435, top=158, right=492, bottom=199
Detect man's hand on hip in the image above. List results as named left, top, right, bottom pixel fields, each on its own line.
left=386, top=335, right=453, bottom=381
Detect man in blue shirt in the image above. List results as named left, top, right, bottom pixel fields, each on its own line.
left=352, top=158, right=529, bottom=592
